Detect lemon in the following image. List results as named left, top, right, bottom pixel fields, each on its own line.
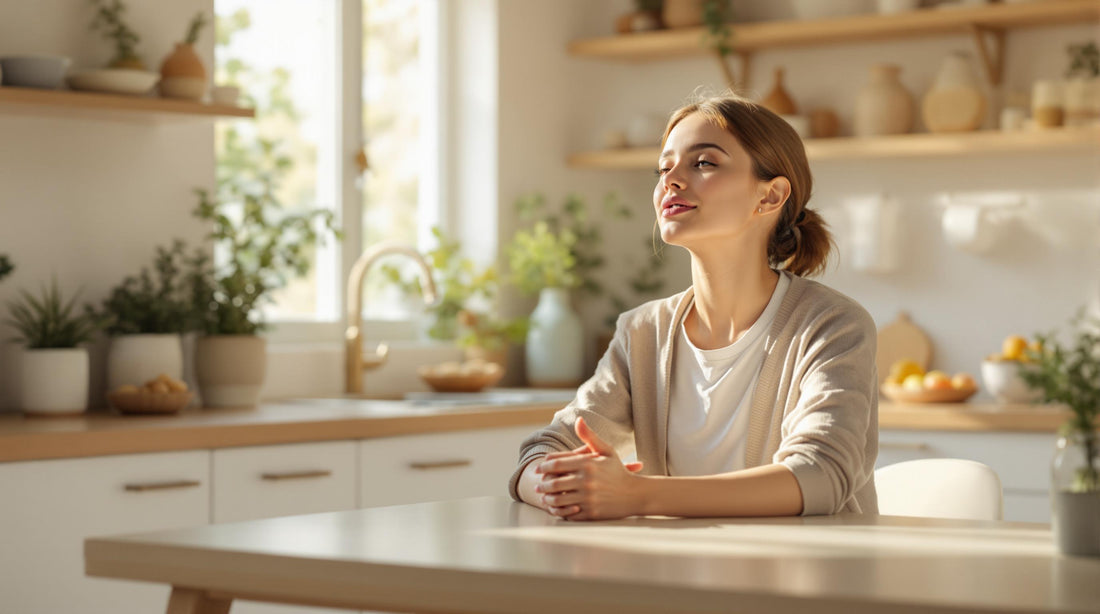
left=1002, top=335, right=1029, bottom=361
left=889, top=359, right=924, bottom=381
left=902, top=373, right=924, bottom=391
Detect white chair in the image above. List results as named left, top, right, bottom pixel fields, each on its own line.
left=875, top=458, right=1004, bottom=521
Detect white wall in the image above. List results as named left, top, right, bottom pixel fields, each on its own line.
left=491, top=0, right=1100, bottom=398
left=0, top=0, right=215, bottom=410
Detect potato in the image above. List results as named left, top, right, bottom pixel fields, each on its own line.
left=166, top=378, right=188, bottom=392
left=147, top=381, right=170, bottom=394
left=114, top=384, right=140, bottom=395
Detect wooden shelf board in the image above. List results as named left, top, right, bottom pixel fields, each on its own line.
left=879, top=401, right=1072, bottom=432
left=567, top=127, right=1100, bottom=168
left=568, top=0, right=1099, bottom=60
left=0, top=86, right=255, bottom=122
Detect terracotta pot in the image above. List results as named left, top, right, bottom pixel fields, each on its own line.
left=160, top=42, right=206, bottom=100
left=662, top=0, right=704, bottom=28
left=195, top=335, right=266, bottom=408
left=854, top=64, right=914, bottom=136
left=921, top=52, right=986, bottom=133
left=761, top=67, right=798, bottom=115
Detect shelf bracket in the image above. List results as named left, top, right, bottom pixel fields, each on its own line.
left=969, top=25, right=1005, bottom=86
left=714, top=50, right=752, bottom=93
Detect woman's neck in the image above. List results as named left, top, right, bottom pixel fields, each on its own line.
left=685, top=243, right=779, bottom=350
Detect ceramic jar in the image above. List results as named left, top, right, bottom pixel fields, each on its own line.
left=160, top=42, right=206, bottom=100
left=1033, top=80, right=1065, bottom=129
left=106, top=334, right=184, bottom=392
left=1064, top=78, right=1099, bottom=127
left=1051, top=430, right=1100, bottom=557
left=524, top=288, right=584, bottom=388
left=21, top=348, right=88, bottom=416
left=921, top=52, right=986, bottom=133
left=195, top=335, right=266, bottom=407
left=854, top=64, right=915, bottom=137
left=761, top=67, right=798, bottom=115
left=662, top=0, right=704, bottom=28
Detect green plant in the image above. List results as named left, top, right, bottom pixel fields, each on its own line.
left=457, top=310, right=529, bottom=352
left=6, top=279, right=102, bottom=349
left=0, top=254, right=13, bottom=283
left=1066, top=41, right=1099, bottom=78
left=89, top=0, right=144, bottom=69
left=634, top=0, right=662, bottom=12
left=702, top=0, right=734, bottom=57
left=508, top=221, right=579, bottom=295
left=1020, top=312, right=1100, bottom=492
left=89, top=240, right=208, bottom=336
left=184, top=11, right=208, bottom=45
left=190, top=137, right=341, bottom=335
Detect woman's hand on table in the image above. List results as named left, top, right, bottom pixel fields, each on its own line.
left=534, top=417, right=645, bottom=521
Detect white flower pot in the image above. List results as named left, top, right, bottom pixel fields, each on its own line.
left=106, top=334, right=184, bottom=391
left=195, top=335, right=267, bottom=408
left=525, top=288, right=584, bottom=387
left=21, top=348, right=88, bottom=416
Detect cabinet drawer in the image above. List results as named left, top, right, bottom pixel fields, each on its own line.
left=359, top=425, right=536, bottom=508
left=878, top=430, right=1057, bottom=491
left=212, top=441, right=357, bottom=523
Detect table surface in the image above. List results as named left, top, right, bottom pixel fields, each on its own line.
left=85, top=496, right=1100, bottom=614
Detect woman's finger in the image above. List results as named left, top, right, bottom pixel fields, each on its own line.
left=541, top=445, right=589, bottom=461
left=542, top=491, right=583, bottom=508
left=547, top=504, right=581, bottom=518
left=537, top=453, right=597, bottom=475
left=537, top=474, right=583, bottom=495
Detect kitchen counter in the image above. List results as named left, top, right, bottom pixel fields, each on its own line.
left=0, top=398, right=1072, bottom=463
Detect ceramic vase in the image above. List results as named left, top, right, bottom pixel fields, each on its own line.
left=662, top=0, right=704, bottom=28
left=921, top=52, right=986, bottom=133
left=21, top=348, right=88, bottom=416
left=106, top=334, right=184, bottom=391
left=525, top=288, right=584, bottom=388
left=195, top=335, right=266, bottom=407
left=854, top=64, right=914, bottom=136
left=1051, top=430, right=1100, bottom=557
left=160, top=42, right=206, bottom=101
left=761, top=67, right=798, bottom=115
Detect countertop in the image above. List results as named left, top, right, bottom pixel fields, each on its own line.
left=0, top=397, right=1073, bottom=463
left=84, top=495, right=1100, bottom=614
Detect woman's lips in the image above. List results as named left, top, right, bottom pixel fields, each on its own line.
left=662, top=204, right=696, bottom=218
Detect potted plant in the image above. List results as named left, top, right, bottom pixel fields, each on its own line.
left=88, top=240, right=206, bottom=394
left=1020, top=313, right=1100, bottom=557
left=161, top=11, right=209, bottom=101
left=89, top=0, right=146, bottom=69
left=5, top=280, right=102, bottom=416
left=0, top=254, right=13, bottom=283
left=1064, top=41, right=1100, bottom=127
left=189, top=140, right=340, bottom=408
left=457, top=309, right=529, bottom=367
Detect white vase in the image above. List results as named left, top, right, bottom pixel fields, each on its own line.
left=195, top=335, right=267, bottom=408
left=854, top=64, right=914, bottom=137
left=922, top=52, right=986, bottom=133
left=525, top=288, right=584, bottom=388
left=106, top=334, right=184, bottom=391
left=21, top=348, right=88, bottom=416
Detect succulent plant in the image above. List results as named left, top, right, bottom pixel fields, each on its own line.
left=184, top=11, right=208, bottom=45
left=6, top=279, right=103, bottom=349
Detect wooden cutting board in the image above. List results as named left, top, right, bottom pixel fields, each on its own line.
left=876, top=311, right=932, bottom=385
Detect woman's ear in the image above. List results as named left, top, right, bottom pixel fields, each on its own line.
left=757, top=177, right=792, bottom=214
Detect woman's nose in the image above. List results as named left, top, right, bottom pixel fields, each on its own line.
left=661, top=165, right=685, bottom=191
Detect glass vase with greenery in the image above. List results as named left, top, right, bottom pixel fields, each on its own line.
left=89, top=0, right=145, bottom=69
left=1020, top=312, right=1100, bottom=556
left=6, top=280, right=102, bottom=349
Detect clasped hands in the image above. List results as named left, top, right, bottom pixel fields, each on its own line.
left=533, top=417, right=646, bottom=521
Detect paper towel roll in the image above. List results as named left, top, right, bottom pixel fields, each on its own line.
left=942, top=204, right=995, bottom=253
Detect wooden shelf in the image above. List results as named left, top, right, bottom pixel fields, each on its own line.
left=568, top=0, right=1100, bottom=61
left=879, top=401, right=1071, bottom=432
left=567, top=126, right=1100, bottom=169
left=0, top=86, right=255, bottom=122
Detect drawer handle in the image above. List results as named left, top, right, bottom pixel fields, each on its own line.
left=880, top=442, right=930, bottom=451
left=124, top=480, right=201, bottom=492
left=261, top=470, right=333, bottom=481
left=408, top=459, right=472, bottom=471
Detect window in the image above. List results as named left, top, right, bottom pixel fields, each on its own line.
left=213, top=0, right=441, bottom=340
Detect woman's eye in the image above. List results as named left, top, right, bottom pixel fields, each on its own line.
left=654, top=167, right=669, bottom=176
left=695, top=160, right=715, bottom=168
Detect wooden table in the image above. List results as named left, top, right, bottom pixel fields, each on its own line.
left=85, top=496, right=1100, bottom=614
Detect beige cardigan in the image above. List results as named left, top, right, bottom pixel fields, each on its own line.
left=508, top=271, right=879, bottom=516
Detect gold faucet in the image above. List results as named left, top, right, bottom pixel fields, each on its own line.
left=345, top=242, right=437, bottom=394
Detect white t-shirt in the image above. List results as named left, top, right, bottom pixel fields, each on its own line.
left=667, top=273, right=791, bottom=476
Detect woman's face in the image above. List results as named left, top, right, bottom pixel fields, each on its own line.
left=653, top=112, right=771, bottom=249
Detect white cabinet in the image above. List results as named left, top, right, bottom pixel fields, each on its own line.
left=359, top=425, right=535, bottom=508
left=878, top=429, right=1058, bottom=522
left=212, top=441, right=358, bottom=614
left=0, top=451, right=209, bottom=614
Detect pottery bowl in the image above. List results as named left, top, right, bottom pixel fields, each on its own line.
left=0, top=55, right=71, bottom=89
left=980, top=360, right=1043, bottom=404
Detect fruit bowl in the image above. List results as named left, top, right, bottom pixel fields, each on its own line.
left=981, top=360, right=1043, bottom=403
left=880, top=382, right=978, bottom=404
left=419, top=360, right=503, bottom=393
left=107, top=390, right=194, bottom=415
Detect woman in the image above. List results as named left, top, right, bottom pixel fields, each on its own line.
left=508, top=94, right=878, bottom=521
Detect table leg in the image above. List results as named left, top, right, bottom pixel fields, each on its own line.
left=166, top=586, right=233, bottom=614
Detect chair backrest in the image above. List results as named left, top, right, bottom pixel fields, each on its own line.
left=875, top=458, right=1004, bottom=521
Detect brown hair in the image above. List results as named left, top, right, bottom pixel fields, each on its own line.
left=660, top=94, right=834, bottom=277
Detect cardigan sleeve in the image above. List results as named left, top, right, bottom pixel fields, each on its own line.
left=507, top=312, right=637, bottom=501
left=773, top=304, right=879, bottom=516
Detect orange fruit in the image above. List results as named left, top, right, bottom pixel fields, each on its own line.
left=1002, top=335, right=1029, bottom=361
